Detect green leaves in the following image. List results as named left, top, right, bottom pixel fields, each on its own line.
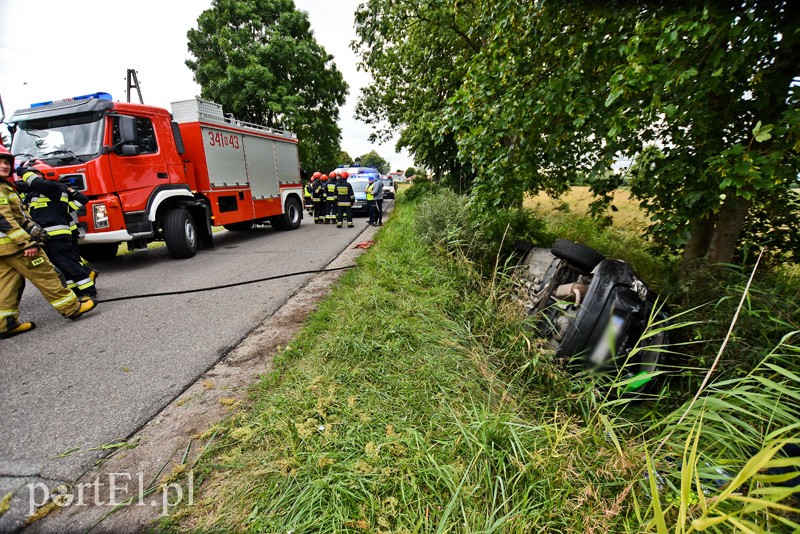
left=752, top=121, right=774, bottom=143
left=186, top=0, right=348, bottom=171
left=354, top=0, right=800, bottom=263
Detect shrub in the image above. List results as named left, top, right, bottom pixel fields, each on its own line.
left=413, top=190, right=553, bottom=273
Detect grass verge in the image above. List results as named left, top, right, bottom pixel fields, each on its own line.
left=162, top=196, right=641, bottom=532
left=162, top=191, right=800, bottom=532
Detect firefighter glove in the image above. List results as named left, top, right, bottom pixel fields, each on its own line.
left=23, top=216, right=48, bottom=243
left=15, top=166, right=33, bottom=177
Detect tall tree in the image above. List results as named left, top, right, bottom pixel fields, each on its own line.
left=447, top=0, right=800, bottom=264
left=353, top=0, right=480, bottom=189
left=186, top=0, right=348, bottom=173
left=355, top=150, right=390, bottom=173
left=337, top=150, right=353, bottom=166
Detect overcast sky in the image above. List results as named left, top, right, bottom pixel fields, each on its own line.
left=0, top=0, right=413, bottom=171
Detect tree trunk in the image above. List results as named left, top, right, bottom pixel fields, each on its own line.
left=681, top=217, right=715, bottom=268
left=707, top=196, right=751, bottom=264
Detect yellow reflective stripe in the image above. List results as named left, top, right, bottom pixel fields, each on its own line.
left=8, top=228, right=27, bottom=239
left=24, top=172, right=38, bottom=184
left=47, top=229, right=73, bottom=237
left=0, top=197, right=7, bottom=205
left=337, top=202, right=352, bottom=206
left=0, top=309, right=20, bottom=318
left=0, top=237, right=11, bottom=244
left=50, top=293, right=78, bottom=309
left=76, top=278, right=94, bottom=290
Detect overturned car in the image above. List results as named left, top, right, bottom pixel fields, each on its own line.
left=517, top=239, right=670, bottom=396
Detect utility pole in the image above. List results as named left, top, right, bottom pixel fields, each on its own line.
left=126, top=69, right=144, bottom=104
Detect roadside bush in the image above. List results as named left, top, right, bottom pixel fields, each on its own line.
left=413, top=189, right=553, bottom=273
left=673, top=259, right=800, bottom=381
left=402, top=177, right=437, bottom=202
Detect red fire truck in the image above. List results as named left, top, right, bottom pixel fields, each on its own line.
left=5, top=93, right=304, bottom=260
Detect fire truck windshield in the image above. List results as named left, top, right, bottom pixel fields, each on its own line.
left=11, top=111, right=105, bottom=165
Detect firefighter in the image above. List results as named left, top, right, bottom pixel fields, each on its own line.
left=16, top=161, right=97, bottom=299
left=0, top=147, right=95, bottom=339
left=335, top=171, right=355, bottom=228
left=325, top=171, right=338, bottom=224
left=312, top=173, right=326, bottom=223
left=304, top=173, right=317, bottom=215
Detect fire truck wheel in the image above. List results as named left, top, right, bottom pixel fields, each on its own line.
left=164, top=208, right=198, bottom=259
left=270, top=197, right=302, bottom=231
left=79, top=242, right=119, bottom=262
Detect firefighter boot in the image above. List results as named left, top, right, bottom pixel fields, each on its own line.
left=0, top=322, right=37, bottom=339
left=67, top=298, right=97, bottom=320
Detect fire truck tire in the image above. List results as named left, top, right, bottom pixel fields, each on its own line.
left=79, top=242, right=119, bottom=262
left=270, top=197, right=302, bottom=231
left=164, top=208, right=198, bottom=259
left=222, top=221, right=254, bottom=232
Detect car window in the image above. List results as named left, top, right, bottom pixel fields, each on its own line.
left=350, top=179, right=370, bottom=193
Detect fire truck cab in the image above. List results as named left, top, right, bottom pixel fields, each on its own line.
left=8, top=93, right=304, bottom=260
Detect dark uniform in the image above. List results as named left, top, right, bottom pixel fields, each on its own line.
left=335, top=176, right=355, bottom=228
left=18, top=170, right=97, bottom=298
left=1, top=169, right=94, bottom=337
left=312, top=177, right=326, bottom=223
left=325, top=174, right=338, bottom=224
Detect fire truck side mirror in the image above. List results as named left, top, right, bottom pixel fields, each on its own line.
left=119, top=115, right=139, bottom=143
left=116, top=115, right=140, bottom=156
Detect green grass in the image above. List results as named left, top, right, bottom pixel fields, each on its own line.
left=161, top=192, right=800, bottom=532
left=163, top=197, right=644, bottom=532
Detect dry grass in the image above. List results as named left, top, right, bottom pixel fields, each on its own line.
left=524, top=186, right=649, bottom=231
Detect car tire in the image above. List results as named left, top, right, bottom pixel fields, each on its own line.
left=551, top=239, right=605, bottom=274
left=79, top=242, right=119, bottom=262
left=164, top=208, right=198, bottom=259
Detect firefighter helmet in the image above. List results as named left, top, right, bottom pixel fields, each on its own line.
left=27, top=160, right=59, bottom=180
left=329, top=171, right=337, bottom=179
left=312, top=171, right=321, bottom=179
left=0, top=145, right=14, bottom=164
left=320, top=174, right=328, bottom=181
left=339, top=171, right=349, bottom=179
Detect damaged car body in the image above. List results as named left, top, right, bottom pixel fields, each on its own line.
left=517, top=239, right=671, bottom=395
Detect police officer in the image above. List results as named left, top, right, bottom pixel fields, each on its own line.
left=325, top=171, right=338, bottom=224
left=312, top=173, right=326, bottom=223
left=365, top=176, right=376, bottom=225
left=17, top=161, right=97, bottom=299
left=335, top=171, right=355, bottom=228
left=0, top=147, right=95, bottom=339
left=371, top=174, right=384, bottom=226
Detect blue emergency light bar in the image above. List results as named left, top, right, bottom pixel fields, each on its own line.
left=30, top=92, right=112, bottom=108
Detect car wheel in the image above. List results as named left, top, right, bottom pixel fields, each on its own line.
left=551, top=239, right=605, bottom=274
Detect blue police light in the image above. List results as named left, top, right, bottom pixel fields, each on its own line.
left=30, top=92, right=113, bottom=108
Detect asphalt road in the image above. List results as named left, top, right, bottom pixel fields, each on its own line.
left=0, top=211, right=377, bottom=523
